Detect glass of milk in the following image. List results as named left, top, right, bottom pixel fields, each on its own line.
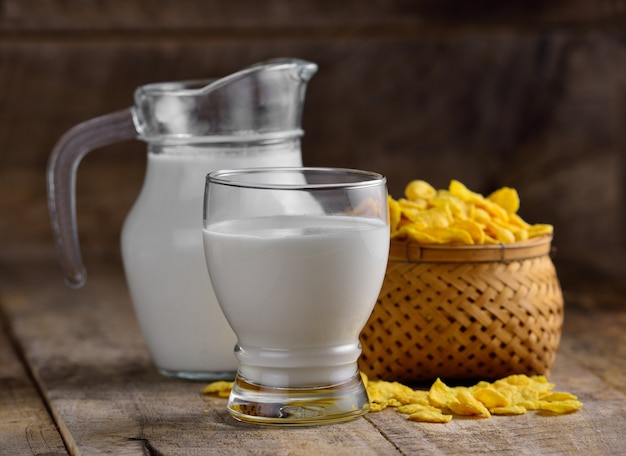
left=203, top=167, right=390, bottom=425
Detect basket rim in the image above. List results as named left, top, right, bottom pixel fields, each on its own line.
left=389, top=235, right=553, bottom=263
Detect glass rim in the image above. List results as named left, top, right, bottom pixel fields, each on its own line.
left=206, top=167, right=386, bottom=190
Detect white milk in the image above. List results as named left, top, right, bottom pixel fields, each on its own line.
left=121, top=144, right=301, bottom=378
left=203, top=215, right=389, bottom=387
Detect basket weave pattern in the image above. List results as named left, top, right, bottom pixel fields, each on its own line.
left=359, top=237, right=564, bottom=383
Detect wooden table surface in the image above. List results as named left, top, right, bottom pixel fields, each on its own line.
left=1, top=262, right=625, bottom=456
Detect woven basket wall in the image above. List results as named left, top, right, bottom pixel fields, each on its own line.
left=359, top=236, right=564, bottom=383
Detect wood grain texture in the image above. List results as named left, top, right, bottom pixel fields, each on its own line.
left=366, top=356, right=626, bottom=455
left=1, top=264, right=400, bottom=455
left=0, top=3, right=624, bottom=303
left=0, top=0, right=424, bottom=31
left=1, top=263, right=625, bottom=455
left=1, top=0, right=624, bottom=32
left=0, top=302, right=67, bottom=455
left=1, top=34, right=625, bottom=279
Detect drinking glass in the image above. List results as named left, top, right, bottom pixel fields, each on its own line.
left=203, top=167, right=389, bottom=425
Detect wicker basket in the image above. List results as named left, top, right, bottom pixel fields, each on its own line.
left=359, top=235, right=564, bottom=383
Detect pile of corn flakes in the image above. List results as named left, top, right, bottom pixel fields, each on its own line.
left=203, top=374, right=582, bottom=424
left=388, top=179, right=553, bottom=245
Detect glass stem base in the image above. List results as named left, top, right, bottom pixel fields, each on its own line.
left=227, top=371, right=370, bottom=426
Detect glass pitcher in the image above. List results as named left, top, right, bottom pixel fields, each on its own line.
left=47, top=58, right=318, bottom=380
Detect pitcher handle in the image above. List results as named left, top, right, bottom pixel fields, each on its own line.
left=46, top=108, right=138, bottom=288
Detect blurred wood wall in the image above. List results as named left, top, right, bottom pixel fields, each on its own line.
left=1, top=0, right=625, bottom=292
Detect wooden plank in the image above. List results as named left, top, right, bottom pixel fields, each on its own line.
left=0, top=306, right=68, bottom=455
left=0, top=0, right=424, bottom=32
left=1, top=263, right=626, bottom=455
left=366, top=355, right=626, bottom=455
left=0, top=264, right=400, bottom=455
left=1, top=34, right=625, bottom=281
left=0, top=0, right=624, bottom=32
left=558, top=306, right=626, bottom=395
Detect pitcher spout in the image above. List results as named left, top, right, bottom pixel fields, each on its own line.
left=132, top=58, right=318, bottom=144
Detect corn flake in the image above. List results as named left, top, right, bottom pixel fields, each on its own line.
left=473, top=388, right=510, bottom=409
left=202, top=381, right=234, bottom=398
left=487, top=187, right=520, bottom=214
left=408, top=409, right=453, bottom=423
left=388, top=196, right=402, bottom=232
left=491, top=405, right=528, bottom=415
left=448, top=390, right=491, bottom=417
left=405, top=179, right=437, bottom=200
left=537, top=400, right=584, bottom=414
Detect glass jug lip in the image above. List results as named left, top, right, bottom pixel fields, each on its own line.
left=134, top=58, right=317, bottom=98
left=134, top=129, right=305, bottom=145
left=135, top=79, right=216, bottom=97
left=206, top=167, right=387, bottom=190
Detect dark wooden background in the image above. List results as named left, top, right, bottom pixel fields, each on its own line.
left=1, top=0, right=624, bottom=297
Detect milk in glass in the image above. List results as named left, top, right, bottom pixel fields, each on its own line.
left=203, top=214, right=389, bottom=387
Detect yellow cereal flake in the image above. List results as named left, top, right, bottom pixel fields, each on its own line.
left=368, top=402, right=389, bottom=412
left=485, top=221, right=516, bottom=243
left=397, top=403, right=441, bottom=415
left=408, top=409, right=453, bottom=423
left=491, top=405, right=528, bottom=415
left=448, top=179, right=483, bottom=205
left=473, top=388, right=510, bottom=409
left=403, top=204, right=453, bottom=228
left=202, top=381, right=234, bottom=398
left=416, top=226, right=474, bottom=245
left=509, top=212, right=531, bottom=229
left=528, top=223, right=554, bottom=237
left=398, top=198, right=428, bottom=211
left=540, top=392, right=578, bottom=402
left=405, top=179, right=437, bottom=201
left=536, top=400, right=583, bottom=414
left=487, top=187, right=520, bottom=214
left=518, top=400, right=540, bottom=411
left=367, top=379, right=430, bottom=411
left=353, top=196, right=385, bottom=218
left=448, top=390, right=491, bottom=417
left=513, top=227, right=530, bottom=242
left=428, top=378, right=457, bottom=408
left=387, top=179, right=553, bottom=245
left=388, top=195, right=402, bottom=232
left=451, top=219, right=485, bottom=244
left=400, top=226, right=436, bottom=243
left=431, top=192, right=469, bottom=218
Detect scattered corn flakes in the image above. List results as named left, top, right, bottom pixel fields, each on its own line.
left=363, top=373, right=582, bottom=424
left=203, top=373, right=582, bottom=424
left=388, top=179, right=553, bottom=245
